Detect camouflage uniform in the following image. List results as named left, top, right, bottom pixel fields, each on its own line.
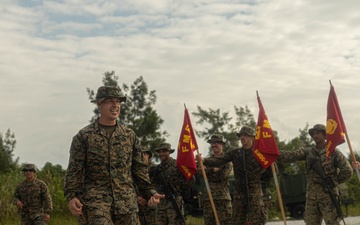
left=138, top=160, right=157, bottom=225
left=278, top=125, right=352, bottom=225
left=204, top=147, right=266, bottom=224
left=64, top=119, right=156, bottom=225
left=138, top=192, right=157, bottom=225
left=202, top=154, right=233, bottom=225
left=14, top=164, right=53, bottom=225
left=152, top=143, right=195, bottom=225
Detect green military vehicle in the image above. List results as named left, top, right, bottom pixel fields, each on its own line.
left=279, top=172, right=354, bottom=219
left=279, top=173, right=307, bottom=219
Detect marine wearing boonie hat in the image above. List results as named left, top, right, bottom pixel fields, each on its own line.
left=207, top=134, right=226, bottom=145
left=91, top=86, right=127, bottom=103
left=236, top=126, right=255, bottom=137
left=154, top=143, right=175, bottom=154
left=308, top=124, right=326, bottom=137
left=21, top=163, right=36, bottom=172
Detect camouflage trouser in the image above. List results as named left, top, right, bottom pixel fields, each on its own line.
left=232, top=196, right=266, bottom=225
left=156, top=198, right=185, bottom=225
left=78, top=209, right=138, bottom=225
left=203, top=199, right=232, bottom=225
left=305, top=197, right=341, bottom=225
left=21, top=215, right=47, bottom=225
left=138, top=204, right=157, bottom=225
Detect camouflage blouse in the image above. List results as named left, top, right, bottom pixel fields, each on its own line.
left=14, top=178, right=53, bottom=215
left=151, top=158, right=195, bottom=209
left=278, top=146, right=352, bottom=198
left=202, top=154, right=232, bottom=201
left=204, top=147, right=265, bottom=200
left=64, top=120, right=156, bottom=215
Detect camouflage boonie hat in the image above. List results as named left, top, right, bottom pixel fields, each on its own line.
left=21, top=163, right=36, bottom=172
left=207, top=134, right=226, bottom=145
left=91, top=86, right=126, bottom=103
left=155, top=143, right=175, bottom=154
left=308, top=124, right=326, bottom=137
left=236, top=126, right=255, bottom=137
left=142, top=149, right=153, bottom=159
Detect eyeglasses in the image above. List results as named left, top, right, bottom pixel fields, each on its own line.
left=102, top=98, right=122, bottom=104
left=22, top=169, right=35, bottom=172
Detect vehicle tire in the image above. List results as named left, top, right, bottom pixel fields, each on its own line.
left=291, top=204, right=305, bottom=219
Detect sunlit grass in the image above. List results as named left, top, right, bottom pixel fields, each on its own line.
left=186, top=215, right=204, bottom=225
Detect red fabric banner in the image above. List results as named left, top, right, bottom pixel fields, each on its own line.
left=326, top=85, right=346, bottom=158
left=176, top=108, right=198, bottom=180
left=253, top=95, right=280, bottom=169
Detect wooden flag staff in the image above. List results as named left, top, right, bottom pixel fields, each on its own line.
left=184, top=104, right=220, bottom=225
left=271, top=163, right=287, bottom=225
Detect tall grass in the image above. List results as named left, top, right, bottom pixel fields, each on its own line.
left=0, top=168, right=72, bottom=225
left=0, top=170, right=23, bottom=223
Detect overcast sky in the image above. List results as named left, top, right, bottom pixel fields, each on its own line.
left=1, top=0, right=359, bottom=170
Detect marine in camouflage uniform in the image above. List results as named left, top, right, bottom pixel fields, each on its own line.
left=14, top=164, right=53, bottom=225
left=202, top=134, right=233, bottom=225
left=278, top=124, right=352, bottom=225
left=152, top=143, right=195, bottom=225
left=138, top=149, right=157, bottom=225
left=64, top=86, right=163, bottom=225
left=197, top=126, right=267, bottom=225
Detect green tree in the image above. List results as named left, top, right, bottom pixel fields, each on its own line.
left=37, top=162, right=68, bottom=215
left=347, top=150, right=360, bottom=164
left=87, top=71, right=168, bottom=154
left=192, top=105, right=256, bottom=155
left=0, top=129, right=18, bottom=172
left=277, top=123, right=313, bottom=174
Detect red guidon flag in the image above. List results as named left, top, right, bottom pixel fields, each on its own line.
left=253, top=94, right=280, bottom=169
left=326, top=84, right=346, bottom=158
left=176, top=108, right=198, bottom=180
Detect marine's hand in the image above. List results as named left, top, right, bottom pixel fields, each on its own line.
left=16, top=200, right=23, bottom=209
left=44, top=214, right=50, bottom=222
left=213, top=167, right=219, bottom=172
left=69, top=197, right=83, bottom=216
left=147, top=193, right=165, bottom=207
left=137, top=196, right=147, bottom=206
left=352, top=161, right=360, bottom=169
left=195, top=154, right=203, bottom=162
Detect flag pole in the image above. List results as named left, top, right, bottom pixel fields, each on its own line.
left=185, top=104, right=220, bottom=225
left=271, top=164, right=287, bottom=225
left=196, top=151, right=220, bottom=225
left=345, top=132, right=360, bottom=181
left=256, top=91, right=287, bottom=225
left=329, top=80, right=360, bottom=181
